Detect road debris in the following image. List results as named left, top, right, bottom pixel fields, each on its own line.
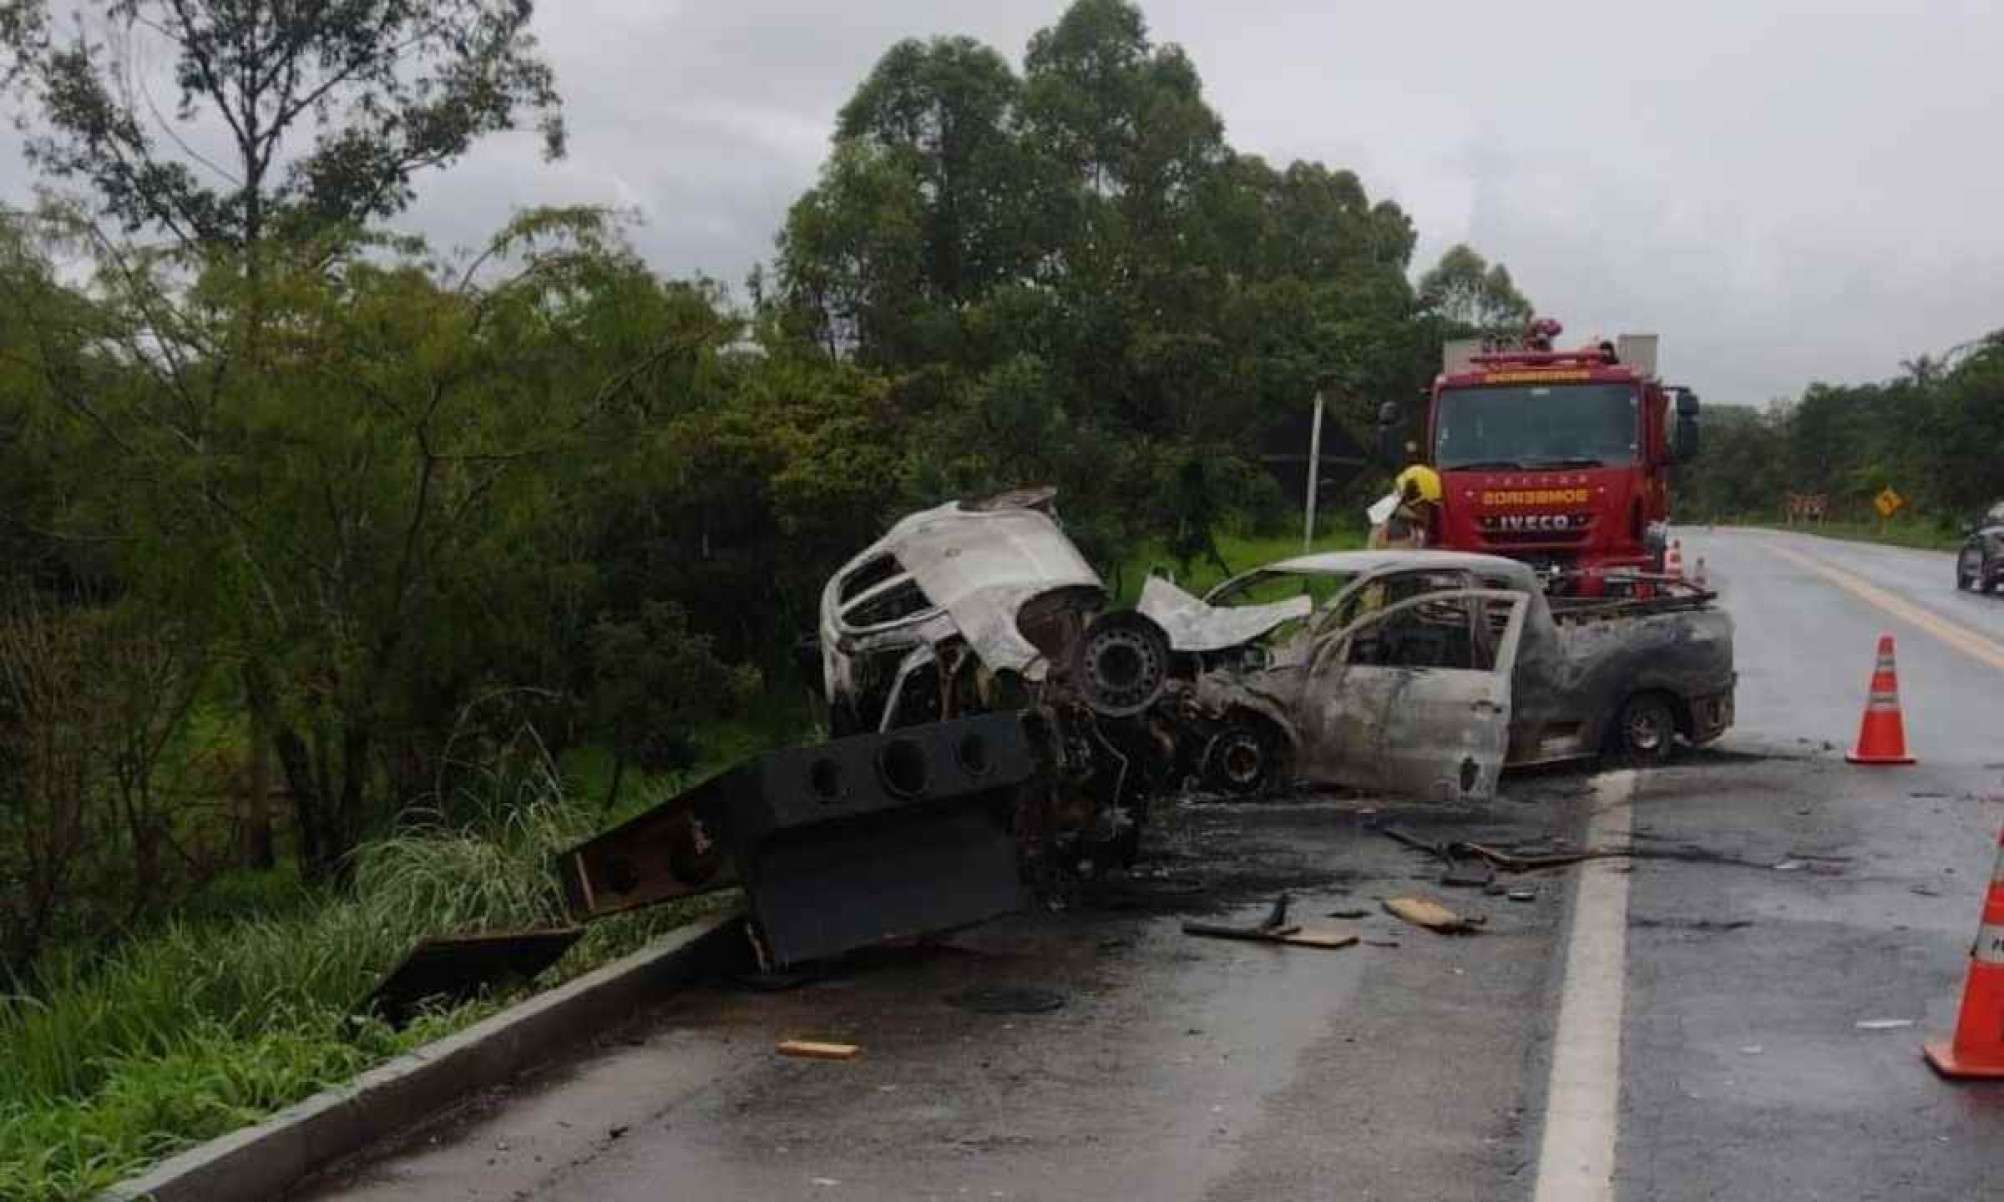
left=1631, top=917, right=1752, bottom=932
left=1506, top=888, right=1538, bottom=902
left=362, top=926, right=584, bottom=1027
left=1440, top=859, right=1496, bottom=888
left=1327, top=907, right=1371, bottom=919
left=1182, top=898, right=1359, bottom=949
left=946, top=985, right=1067, bottom=1014
left=778, top=1040, right=862, bottom=1061
left=1383, top=896, right=1482, bottom=934
left=1383, top=826, right=1629, bottom=875
left=1855, top=1018, right=1915, bottom=1031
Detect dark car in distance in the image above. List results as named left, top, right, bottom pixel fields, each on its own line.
left=1957, top=501, right=2004, bottom=593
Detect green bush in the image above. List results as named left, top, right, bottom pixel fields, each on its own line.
left=0, top=758, right=711, bottom=1201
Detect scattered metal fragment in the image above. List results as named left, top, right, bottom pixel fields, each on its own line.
left=1440, top=859, right=1496, bottom=888
left=1384, top=826, right=1447, bottom=857
left=1855, top=1018, right=1915, bottom=1031
left=946, top=985, right=1067, bottom=1015
left=1181, top=915, right=1359, bottom=950
left=1912, top=885, right=1942, bottom=897
left=1507, top=889, right=1538, bottom=902
left=1771, top=859, right=1806, bottom=872
left=562, top=713, right=1038, bottom=969
left=778, top=1040, right=861, bottom=1060
left=362, top=927, right=584, bottom=1027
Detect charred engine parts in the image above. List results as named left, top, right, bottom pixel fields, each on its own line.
left=561, top=713, right=1039, bottom=968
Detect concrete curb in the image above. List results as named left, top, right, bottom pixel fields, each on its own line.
left=103, top=908, right=746, bottom=1202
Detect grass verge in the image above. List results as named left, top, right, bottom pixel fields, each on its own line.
left=1730, top=517, right=1966, bottom=554
left=0, top=757, right=719, bottom=1202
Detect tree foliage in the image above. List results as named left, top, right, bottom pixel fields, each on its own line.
left=1416, top=243, right=1533, bottom=337
left=0, top=0, right=1542, bottom=961
left=0, top=0, right=563, bottom=248
left=1676, top=333, right=2004, bottom=525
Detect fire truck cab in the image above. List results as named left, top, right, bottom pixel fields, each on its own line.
left=1384, top=319, right=1700, bottom=594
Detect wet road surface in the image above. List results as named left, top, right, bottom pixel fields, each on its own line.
left=298, top=527, right=2004, bottom=1201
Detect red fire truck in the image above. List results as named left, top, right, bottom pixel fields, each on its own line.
left=1381, top=318, right=1701, bottom=594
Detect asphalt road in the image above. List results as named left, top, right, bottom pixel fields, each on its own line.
left=298, top=527, right=2004, bottom=1202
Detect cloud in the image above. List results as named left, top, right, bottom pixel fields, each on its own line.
left=2, top=0, right=2000, bottom=402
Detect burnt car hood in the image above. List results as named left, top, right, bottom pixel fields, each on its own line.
left=1137, top=576, right=1312, bottom=653
left=821, top=497, right=1105, bottom=690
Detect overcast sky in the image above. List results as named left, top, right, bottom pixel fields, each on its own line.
left=7, top=1, right=2003, bottom=405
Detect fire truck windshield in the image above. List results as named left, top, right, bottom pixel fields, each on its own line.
left=1433, top=383, right=1639, bottom=470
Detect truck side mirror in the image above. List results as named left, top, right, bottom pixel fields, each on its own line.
left=1374, top=401, right=1402, bottom=464
left=1671, top=391, right=1700, bottom=463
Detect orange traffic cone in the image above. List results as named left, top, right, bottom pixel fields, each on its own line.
left=1846, top=633, right=1915, bottom=765
left=1664, top=539, right=1685, bottom=578
left=1924, top=824, right=2004, bottom=1078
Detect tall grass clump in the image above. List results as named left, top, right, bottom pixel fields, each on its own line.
left=0, top=750, right=712, bottom=1201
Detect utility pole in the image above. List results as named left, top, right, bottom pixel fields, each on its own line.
left=1303, top=385, right=1327, bottom=553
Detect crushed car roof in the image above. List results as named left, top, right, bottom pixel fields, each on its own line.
left=1260, top=549, right=1538, bottom=578
left=1207, top=550, right=1541, bottom=602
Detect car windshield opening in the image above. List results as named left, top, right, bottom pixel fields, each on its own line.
left=1434, top=383, right=1639, bottom=470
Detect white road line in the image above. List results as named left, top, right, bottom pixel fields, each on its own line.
left=1532, top=769, right=1637, bottom=1202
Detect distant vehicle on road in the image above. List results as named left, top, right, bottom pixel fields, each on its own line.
left=1956, top=501, right=2004, bottom=593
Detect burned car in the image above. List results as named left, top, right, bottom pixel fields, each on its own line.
left=1141, top=550, right=1735, bottom=803
left=816, top=487, right=1188, bottom=870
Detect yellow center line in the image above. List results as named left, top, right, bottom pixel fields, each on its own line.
left=1765, top=540, right=2004, bottom=674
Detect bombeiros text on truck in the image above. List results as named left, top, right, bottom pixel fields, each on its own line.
left=1378, top=317, right=1701, bottom=595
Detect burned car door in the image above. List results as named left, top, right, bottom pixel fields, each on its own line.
left=1301, top=589, right=1528, bottom=802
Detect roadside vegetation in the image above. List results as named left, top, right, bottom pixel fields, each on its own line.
left=12, top=0, right=1988, bottom=1195
left=1677, top=347, right=2004, bottom=539
left=0, top=1, right=1514, bottom=1191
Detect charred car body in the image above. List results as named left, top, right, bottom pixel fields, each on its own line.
left=1141, top=550, right=1735, bottom=802
left=815, top=487, right=1189, bottom=872
left=386, top=496, right=1733, bottom=997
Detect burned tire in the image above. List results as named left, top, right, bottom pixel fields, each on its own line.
left=1613, top=693, right=1678, bottom=765
left=1202, top=718, right=1290, bottom=797
left=1075, top=612, right=1170, bottom=717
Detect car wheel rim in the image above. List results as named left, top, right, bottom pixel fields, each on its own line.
left=1220, top=735, right=1264, bottom=786
left=1628, top=710, right=1667, bottom=752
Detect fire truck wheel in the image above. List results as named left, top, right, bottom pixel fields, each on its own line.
left=1613, top=693, right=1678, bottom=764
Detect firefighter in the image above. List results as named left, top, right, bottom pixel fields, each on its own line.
left=1370, top=463, right=1442, bottom=549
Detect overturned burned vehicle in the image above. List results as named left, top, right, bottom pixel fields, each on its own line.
left=815, top=487, right=1185, bottom=870
left=557, top=488, right=1187, bottom=974
left=1140, top=550, right=1735, bottom=803
left=371, top=497, right=1735, bottom=1000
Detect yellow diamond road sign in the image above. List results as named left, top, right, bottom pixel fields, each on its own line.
left=1875, top=487, right=1905, bottom=519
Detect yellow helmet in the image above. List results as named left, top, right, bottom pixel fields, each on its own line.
left=1394, top=464, right=1443, bottom=504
